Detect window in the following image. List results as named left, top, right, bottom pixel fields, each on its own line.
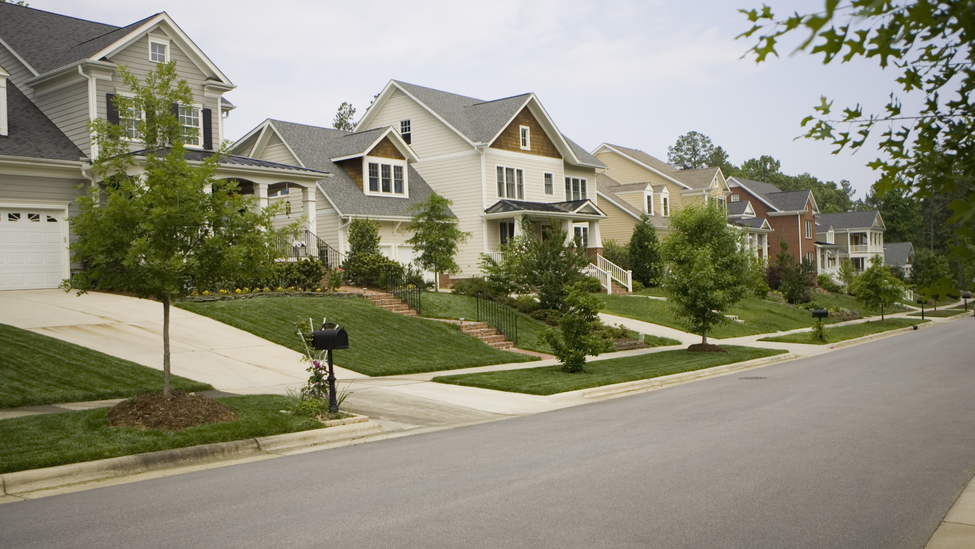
left=827, top=230, right=834, bottom=244
left=500, top=222, right=515, bottom=245
left=730, top=194, right=739, bottom=202
left=496, top=166, right=524, bottom=200
left=367, top=161, right=407, bottom=196
left=7, top=213, right=19, bottom=222
left=564, top=177, right=587, bottom=201
left=544, top=173, right=553, bottom=195
left=520, top=126, right=530, bottom=150
left=27, top=213, right=40, bottom=222
left=574, top=226, right=589, bottom=248
left=179, top=105, right=201, bottom=146
left=400, top=120, right=411, bottom=145
left=805, top=251, right=815, bottom=263
left=149, top=40, right=168, bottom=63
left=646, top=193, right=654, bottom=215
left=662, top=196, right=670, bottom=216
left=805, top=220, right=812, bottom=239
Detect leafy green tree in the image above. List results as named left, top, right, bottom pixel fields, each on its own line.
left=775, top=241, right=815, bottom=304
left=543, top=282, right=614, bottom=373
left=863, top=185, right=923, bottom=246
left=342, top=217, right=394, bottom=286
left=629, top=214, right=663, bottom=287
left=738, top=155, right=786, bottom=185
left=600, top=239, right=631, bottom=271
left=739, top=0, right=975, bottom=287
left=912, top=248, right=952, bottom=305
left=707, top=146, right=738, bottom=177
left=661, top=203, right=754, bottom=345
left=849, top=256, right=907, bottom=319
left=838, top=259, right=858, bottom=290
left=67, top=62, right=281, bottom=396
left=333, top=102, right=356, bottom=131
left=405, top=193, right=470, bottom=291
left=668, top=131, right=717, bottom=170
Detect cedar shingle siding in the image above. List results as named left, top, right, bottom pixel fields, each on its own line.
left=336, top=158, right=363, bottom=190
left=490, top=107, right=560, bottom=159
left=369, top=136, right=405, bottom=160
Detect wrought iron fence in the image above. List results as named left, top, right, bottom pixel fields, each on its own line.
left=475, top=291, right=518, bottom=345
left=382, top=265, right=423, bottom=316
left=271, top=230, right=345, bottom=270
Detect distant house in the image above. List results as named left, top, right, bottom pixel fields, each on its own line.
left=815, top=211, right=886, bottom=274
left=727, top=177, right=819, bottom=265
left=884, top=241, right=914, bottom=278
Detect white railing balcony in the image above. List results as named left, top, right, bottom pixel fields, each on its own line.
left=597, top=254, right=632, bottom=292
left=849, top=244, right=869, bottom=254
left=584, top=263, right=612, bottom=294
left=484, top=252, right=504, bottom=263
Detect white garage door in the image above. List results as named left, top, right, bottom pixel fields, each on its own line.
left=0, top=208, right=67, bottom=290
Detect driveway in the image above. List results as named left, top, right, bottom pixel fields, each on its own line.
left=0, top=290, right=366, bottom=395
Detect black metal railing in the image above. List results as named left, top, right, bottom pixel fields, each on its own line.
left=475, top=291, right=518, bottom=345
left=271, top=230, right=345, bottom=269
left=382, top=265, right=423, bottom=316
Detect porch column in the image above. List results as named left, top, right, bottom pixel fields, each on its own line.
left=513, top=214, right=524, bottom=237
left=588, top=219, right=602, bottom=248
left=761, top=233, right=769, bottom=260
left=302, top=185, right=317, bottom=236
left=256, top=182, right=269, bottom=211
left=564, top=220, right=575, bottom=247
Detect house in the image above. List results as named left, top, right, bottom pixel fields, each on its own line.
left=232, top=119, right=451, bottom=268
left=354, top=80, right=621, bottom=288
left=815, top=211, right=886, bottom=274
left=727, top=177, right=819, bottom=264
left=884, top=241, right=914, bottom=278
left=0, top=4, right=322, bottom=290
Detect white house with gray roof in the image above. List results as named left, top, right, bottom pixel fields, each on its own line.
left=816, top=211, right=886, bottom=274
left=0, top=4, right=325, bottom=289
left=356, top=80, right=624, bottom=289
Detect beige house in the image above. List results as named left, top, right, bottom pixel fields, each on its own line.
left=356, top=81, right=630, bottom=290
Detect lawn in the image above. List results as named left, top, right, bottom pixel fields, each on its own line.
left=0, top=323, right=211, bottom=409
left=176, top=296, right=536, bottom=376
left=758, top=318, right=928, bottom=344
left=806, top=292, right=908, bottom=317
left=434, top=346, right=786, bottom=395
left=0, top=395, right=323, bottom=474
left=422, top=292, right=554, bottom=354
left=907, top=309, right=966, bottom=317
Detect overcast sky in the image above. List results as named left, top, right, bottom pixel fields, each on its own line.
left=35, top=0, right=914, bottom=200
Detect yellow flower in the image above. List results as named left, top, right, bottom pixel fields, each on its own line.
left=202, top=290, right=210, bottom=296
left=235, top=288, right=242, bottom=294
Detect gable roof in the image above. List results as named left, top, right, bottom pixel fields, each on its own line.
left=729, top=177, right=817, bottom=213
left=240, top=119, right=449, bottom=219
left=726, top=200, right=752, bottom=217
left=484, top=199, right=605, bottom=217
left=362, top=80, right=603, bottom=168
left=671, top=166, right=722, bottom=190
left=816, top=210, right=884, bottom=231
left=730, top=217, right=771, bottom=230
left=0, top=80, right=84, bottom=161
left=884, top=242, right=914, bottom=267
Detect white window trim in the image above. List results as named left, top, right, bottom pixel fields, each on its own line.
left=148, top=36, right=171, bottom=64
left=363, top=156, right=410, bottom=198
left=645, top=192, right=654, bottom=215
left=400, top=119, right=411, bottom=143
left=544, top=172, right=554, bottom=196
left=496, top=166, right=525, bottom=200
left=805, top=220, right=812, bottom=239
left=115, top=92, right=142, bottom=142
left=520, top=126, right=531, bottom=150
left=179, top=103, right=204, bottom=149
left=564, top=176, right=588, bottom=201
left=662, top=196, right=670, bottom=217
left=730, top=194, right=739, bottom=202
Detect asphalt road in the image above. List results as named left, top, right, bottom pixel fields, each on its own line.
left=2, top=319, right=974, bottom=548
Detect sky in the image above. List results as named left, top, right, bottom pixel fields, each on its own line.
left=32, top=0, right=918, bottom=200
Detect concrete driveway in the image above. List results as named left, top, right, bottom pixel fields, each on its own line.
left=0, top=290, right=366, bottom=395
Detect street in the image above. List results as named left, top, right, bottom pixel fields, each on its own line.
left=1, top=319, right=973, bottom=548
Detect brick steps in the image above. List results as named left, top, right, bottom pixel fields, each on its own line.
left=363, top=291, right=513, bottom=348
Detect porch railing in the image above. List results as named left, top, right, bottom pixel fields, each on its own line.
left=475, top=291, right=518, bottom=346
left=849, top=244, right=869, bottom=254
left=382, top=265, right=423, bottom=316
left=584, top=263, right=612, bottom=294
left=272, top=230, right=345, bottom=270
left=597, top=254, right=632, bottom=292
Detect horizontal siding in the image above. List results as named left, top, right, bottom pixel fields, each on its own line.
left=596, top=151, right=656, bottom=184
left=368, top=89, right=470, bottom=158
left=269, top=193, right=303, bottom=230
left=563, top=165, right=598, bottom=204
left=598, top=199, right=639, bottom=245
left=33, top=80, right=90, bottom=156
left=484, top=149, right=564, bottom=203
left=0, top=45, right=36, bottom=90
left=262, top=134, right=299, bottom=165
left=0, top=174, right=88, bottom=268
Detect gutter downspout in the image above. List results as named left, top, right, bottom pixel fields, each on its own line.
left=80, top=65, right=98, bottom=160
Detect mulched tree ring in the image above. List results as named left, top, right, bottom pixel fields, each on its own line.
left=687, top=343, right=727, bottom=353
left=107, top=391, right=240, bottom=432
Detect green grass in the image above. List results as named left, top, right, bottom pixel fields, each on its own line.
left=176, top=296, right=535, bottom=376
left=633, top=286, right=668, bottom=297
left=0, top=395, right=323, bottom=474
left=907, top=309, right=966, bottom=317
left=642, top=334, right=682, bottom=347
left=434, top=346, right=786, bottom=395
left=0, top=324, right=211, bottom=409
left=421, top=292, right=554, bottom=354
left=758, top=318, right=928, bottom=344
left=806, top=292, right=908, bottom=317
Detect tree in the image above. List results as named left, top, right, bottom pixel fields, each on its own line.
left=912, top=247, right=952, bottom=304
left=333, top=102, right=356, bottom=131
left=342, top=217, right=396, bottom=286
left=775, top=241, right=815, bottom=304
left=543, top=282, right=614, bottom=373
left=668, top=131, right=717, bottom=170
left=849, top=255, right=906, bottom=319
left=738, top=155, right=784, bottom=185
left=405, top=193, right=470, bottom=291
left=628, top=214, right=663, bottom=287
left=739, top=1, right=975, bottom=281
left=661, top=203, right=754, bottom=346
left=838, top=259, right=858, bottom=289
left=67, top=62, right=281, bottom=396
left=707, top=146, right=738, bottom=177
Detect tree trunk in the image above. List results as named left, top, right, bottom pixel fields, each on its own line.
left=162, top=293, right=171, bottom=397
left=434, top=270, right=440, bottom=292
left=702, top=327, right=708, bottom=345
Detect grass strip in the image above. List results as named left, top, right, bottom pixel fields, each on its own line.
left=0, top=395, right=323, bottom=474
left=758, top=318, right=928, bottom=345
left=421, top=292, right=554, bottom=354
left=907, top=309, right=966, bottom=317
left=0, top=323, right=211, bottom=409
left=642, top=334, right=682, bottom=347
left=176, top=296, right=535, bottom=376
left=433, top=346, right=786, bottom=395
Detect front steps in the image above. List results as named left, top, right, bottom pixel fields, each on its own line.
left=364, top=291, right=417, bottom=317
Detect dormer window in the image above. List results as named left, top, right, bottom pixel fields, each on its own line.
left=662, top=196, right=670, bottom=217
left=400, top=120, right=411, bottom=144
left=827, top=229, right=834, bottom=244
left=149, top=37, right=170, bottom=63
left=365, top=157, right=408, bottom=197
left=520, top=126, right=530, bottom=150
left=646, top=192, right=654, bottom=215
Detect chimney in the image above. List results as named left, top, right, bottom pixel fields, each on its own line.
left=0, top=65, right=8, bottom=137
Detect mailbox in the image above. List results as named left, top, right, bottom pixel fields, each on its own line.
left=313, top=327, right=349, bottom=350
left=811, top=308, right=829, bottom=319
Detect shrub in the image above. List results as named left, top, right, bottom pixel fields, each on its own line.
left=530, top=308, right=563, bottom=326
left=451, top=276, right=494, bottom=296
left=513, top=295, right=541, bottom=314
left=764, top=264, right=784, bottom=290
left=601, top=239, right=631, bottom=271
left=577, top=276, right=605, bottom=294
left=817, top=274, right=843, bottom=293
left=343, top=254, right=403, bottom=287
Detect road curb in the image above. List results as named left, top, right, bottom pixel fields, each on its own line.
left=0, top=416, right=381, bottom=497
left=826, top=312, right=969, bottom=350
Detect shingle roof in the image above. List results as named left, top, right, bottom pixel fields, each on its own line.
left=884, top=242, right=914, bottom=267
left=265, top=120, right=450, bottom=218
left=131, top=148, right=328, bottom=175
left=603, top=144, right=679, bottom=177
left=0, top=4, right=156, bottom=74
left=392, top=80, right=604, bottom=167
left=730, top=177, right=814, bottom=212
left=671, top=166, right=719, bottom=189
left=484, top=199, right=601, bottom=215
left=595, top=173, right=669, bottom=229
left=816, top=211, right=883, bottom=230
left=726, top=201, right=750, bottom=216
left=730, top=217, right=769, bottom=229
left=0, top=81, right=85, bottom=161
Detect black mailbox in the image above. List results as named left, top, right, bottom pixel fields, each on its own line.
left=811, top=308, right=829, bottom=319
left=313, top=328, right=349, bottom=350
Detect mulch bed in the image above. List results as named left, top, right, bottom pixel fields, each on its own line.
left=613, top=338, right=649, bottom=351
left=687, top=343, right=726, bottom=353
left=107, top=391, right=239, bottom=432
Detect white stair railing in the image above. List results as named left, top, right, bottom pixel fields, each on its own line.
left=596, top=254, right=632, bottom=292
left=584, top=263, right=612, bottom=294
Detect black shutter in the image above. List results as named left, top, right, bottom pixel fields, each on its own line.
left=202, top=108, right=213, bottom=150
left=106, top=94, right=119, bottom=125
left=171, top=103, right=180, bottom=117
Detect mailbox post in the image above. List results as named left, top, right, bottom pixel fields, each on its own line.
left=962, top=291, right=971, bottom=312
left=917, top=298, right=925, bottom=320
left=313, top=323, right=349, bottom=413
left=812, top=308, right=828, bottom=342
